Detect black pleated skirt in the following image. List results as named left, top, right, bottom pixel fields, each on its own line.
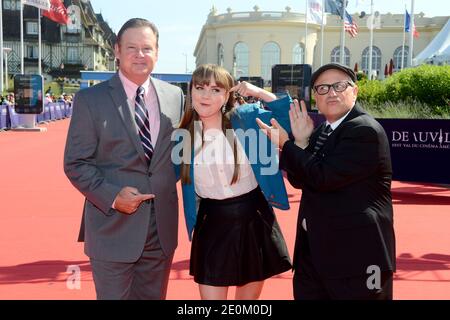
left=189, top=187, right=292, bottom=287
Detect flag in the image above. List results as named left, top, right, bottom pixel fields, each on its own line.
left=22, top=0, right=51, bottom=10
left=43, top=0, right=68, bottom=25
left=344, top=11, right=358, bottom=38
left=308, top=0, right=327, bottom=25
left=324, top=1, right=357, bottom=37
left=405, top=10, right=419, bottom=38
left=324, top=0, right=345, bottom=17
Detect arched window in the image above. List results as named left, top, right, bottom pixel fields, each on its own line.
left=393, top=46, right=409, bottom=70
left=217, top=43, right=224, bottom=67
left=261, top=42, right=281, bottom=85
left=292, top=43, right=305, bottom=64
left=234, top=42, right=249, bottom=78
left=330, top=46, right=350, bottom=66
left=361, top=46, right=382, bottom=75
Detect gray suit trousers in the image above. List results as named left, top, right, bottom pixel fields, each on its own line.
left=90, top=202, right=174, bottom=300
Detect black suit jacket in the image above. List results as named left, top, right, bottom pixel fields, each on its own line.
left=280, top=103, right=396, bottom=279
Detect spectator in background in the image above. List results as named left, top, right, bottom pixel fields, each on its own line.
left=45, top=93, right=53, bottom=104
left=6, top=93, right=14, bottom=105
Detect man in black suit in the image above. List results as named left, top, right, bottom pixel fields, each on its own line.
left=258, top=63, right=396, bottom=300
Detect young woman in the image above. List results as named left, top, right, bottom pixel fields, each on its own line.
left=175, top=64, right=292, bottom=300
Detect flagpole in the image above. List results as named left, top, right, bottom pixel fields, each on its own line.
left=408, top=0, right=415, bottom=67
left=38, top=9, right=42, bottom=75
left=401, top=4, right=406, bottom=70
left=0, top=0, right=4, bottom=93
left=320, top=0, right=325, bottom=66
left=20, top=2, right=24, bottom=74
left=368, top=0, right=374, bottom=79
left=340, top=0, right=346, bottom=65
left=305, top=0, right=309, bottom=64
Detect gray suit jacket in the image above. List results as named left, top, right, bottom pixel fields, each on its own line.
left=64, top=73, right=184, bottom=262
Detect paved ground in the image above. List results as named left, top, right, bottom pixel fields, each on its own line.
left=0, top=119, right=449, bottom=299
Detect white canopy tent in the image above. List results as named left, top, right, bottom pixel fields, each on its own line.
left=413, top=18, right=450, bottom=66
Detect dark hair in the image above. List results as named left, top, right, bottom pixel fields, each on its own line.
left=116, top=18, right=159, bottom=48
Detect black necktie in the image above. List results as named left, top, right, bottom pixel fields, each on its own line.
left=313, top=124, right=333, bottom=155
left=135, top=86, right=153, bottom=165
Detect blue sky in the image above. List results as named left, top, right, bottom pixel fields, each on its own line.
left=91, top=0, right=449, bottom=73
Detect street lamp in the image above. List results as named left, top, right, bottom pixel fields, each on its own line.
left=3, top=48, right=12, bottom=90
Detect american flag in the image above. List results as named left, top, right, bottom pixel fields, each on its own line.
left=344, top=11, right=358, bottom=38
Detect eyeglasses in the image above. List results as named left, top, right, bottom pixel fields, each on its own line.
left=192, top=86, right=226, bottom=97
left=313, top=81, right=354, bottom=95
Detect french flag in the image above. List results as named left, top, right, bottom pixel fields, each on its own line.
left=405, top=10, right=420, bottom=38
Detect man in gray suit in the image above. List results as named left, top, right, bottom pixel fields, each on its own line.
left=64, top=18, right=184, bottom=300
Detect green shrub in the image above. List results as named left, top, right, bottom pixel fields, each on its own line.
left=356, top=65, right=450, bottom=118
left=360, top=100, right=450, bottom=119
left=357, top=79, right=386, bottom=105
left=384, top=64, right=450, bottom=107
left=44, top=82, right=62, bottom=96
left=356, top=71, right=367, bottom=82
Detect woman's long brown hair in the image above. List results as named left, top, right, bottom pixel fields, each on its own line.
left=179, top=64, right=240, bottom=185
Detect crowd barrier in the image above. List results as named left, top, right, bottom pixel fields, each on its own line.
left=0, top=102, right=72, bottom=130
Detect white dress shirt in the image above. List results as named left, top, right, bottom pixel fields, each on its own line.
left=112, top=72, right=161, bottom=209
left=118, top=71, right=160, bottom=145
left=194, top=128, right=258, bottom=200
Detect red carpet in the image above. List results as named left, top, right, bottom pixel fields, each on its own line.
left=0, top=119, right=449, bottom=299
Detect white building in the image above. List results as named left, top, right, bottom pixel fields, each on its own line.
left=194, top=6, right=449, bottom=85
